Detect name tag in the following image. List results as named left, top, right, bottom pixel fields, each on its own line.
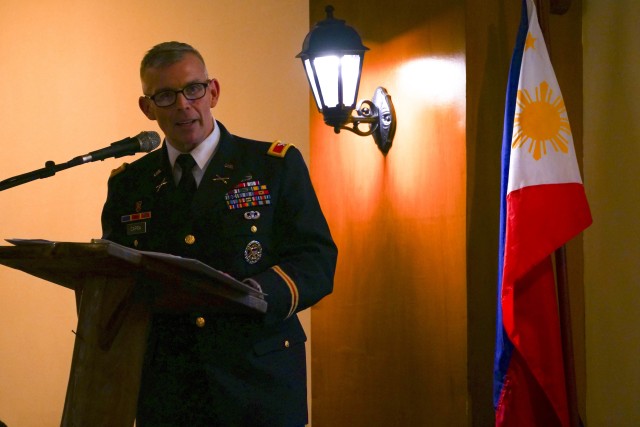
left=126, top=222, right=147, bottom=235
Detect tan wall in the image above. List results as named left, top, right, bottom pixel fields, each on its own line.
left=0, top=1, right=310, bottom=425
left=583, top=1, right=640, bottom=425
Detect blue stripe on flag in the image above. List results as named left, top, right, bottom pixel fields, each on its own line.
left=493, top=0, right=530, bottom=409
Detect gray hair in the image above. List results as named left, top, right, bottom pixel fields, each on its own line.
left=140, top=41, right=206, bottom=77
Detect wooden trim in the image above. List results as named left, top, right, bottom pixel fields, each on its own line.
left=551, top=0, right=572, bottom=15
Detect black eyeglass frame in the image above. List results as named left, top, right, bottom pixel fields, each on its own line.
left=145, top=80, right=212, bottom=107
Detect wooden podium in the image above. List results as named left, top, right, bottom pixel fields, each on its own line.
left=0, top=240, right=267, bottom=427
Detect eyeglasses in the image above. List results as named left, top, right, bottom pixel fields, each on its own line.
left=145, top=80, right=211, bottom=107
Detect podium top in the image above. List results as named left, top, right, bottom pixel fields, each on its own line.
left=0, top=239, right=267, bottom=314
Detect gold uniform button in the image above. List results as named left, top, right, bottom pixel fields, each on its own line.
left=133, top=239, right=139, bottom=247
left=284, top=340, right=290, bottom=348
left=251, top=225, right=258, bottom=233
left=195, top=317, right=206, bottom=328
left=185, top=234, right=196, bottom=245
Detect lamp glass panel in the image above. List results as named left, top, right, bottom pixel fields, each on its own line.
left=313, top=55, right=340, bottom=108
left=304, top=59, right=323, bottom=111
left=340, top=55, right=361, bottom=108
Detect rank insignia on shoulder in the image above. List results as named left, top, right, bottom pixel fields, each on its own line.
left=267, top=140, right=293, bottom=158
left=109, top=163, right=128, bottom=179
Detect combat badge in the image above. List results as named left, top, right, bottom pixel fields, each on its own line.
left=244, top=240, right=263, bottom=264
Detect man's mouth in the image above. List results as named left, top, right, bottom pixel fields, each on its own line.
left=176, top=119, right=197, bottom=126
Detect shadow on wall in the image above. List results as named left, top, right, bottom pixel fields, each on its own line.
left=310, top=1, right=456, bottom=44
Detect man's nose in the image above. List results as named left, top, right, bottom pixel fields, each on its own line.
left=174, top=92, right=191, bottom=108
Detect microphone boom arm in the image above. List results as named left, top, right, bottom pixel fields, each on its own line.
left=0, top=158, right=80, bottom=192
left=0, top=131, right=160, bottom=192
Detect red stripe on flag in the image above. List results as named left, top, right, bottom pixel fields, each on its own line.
left=497, top=345, right=565, bottom=427
left=500, top=182, right=591, bottom=426
left=504, top=183, right=591, bottom=283
left=500, top=256, right=567, bottom=426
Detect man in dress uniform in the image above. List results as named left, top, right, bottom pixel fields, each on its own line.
left=101, top=41, right=337, bottom=426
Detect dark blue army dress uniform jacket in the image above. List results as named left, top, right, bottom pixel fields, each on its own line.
left=101, top=121, right=337, bottom=426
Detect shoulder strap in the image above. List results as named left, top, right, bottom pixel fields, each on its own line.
left=267, top=140, right=294, bottom=158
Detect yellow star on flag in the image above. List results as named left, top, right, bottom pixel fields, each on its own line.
left=525, top=32, right=537, bottom=51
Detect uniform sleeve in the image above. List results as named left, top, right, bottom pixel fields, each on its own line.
left=250, top=147, right=337, bottom=325
left=101, top=173, right=121, bottom=242
left=101, top=165, right=130, bottom=244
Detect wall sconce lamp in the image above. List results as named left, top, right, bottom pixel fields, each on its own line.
left=297, top=5, right=397, bottom=154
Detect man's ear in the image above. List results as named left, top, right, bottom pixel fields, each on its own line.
left=209, top=78, right=221, bottom=108
left=139, top=96, right=156, bottom=120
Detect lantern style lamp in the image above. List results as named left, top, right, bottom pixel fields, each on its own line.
left=297, top=5, right=396, bottom=154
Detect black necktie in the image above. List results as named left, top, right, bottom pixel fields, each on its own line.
left=176, top=154, right=197, bottom=200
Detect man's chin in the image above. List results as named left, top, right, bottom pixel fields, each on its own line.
left=167, top=137, right=202, bottom=153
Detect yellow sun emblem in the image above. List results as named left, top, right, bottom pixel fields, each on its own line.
left=512, top=80, right=572, bottom=161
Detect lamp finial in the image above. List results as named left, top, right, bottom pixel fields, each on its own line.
left=324, top=5, right=334, bottom=19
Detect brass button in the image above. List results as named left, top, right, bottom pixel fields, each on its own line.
left=133, top=239, right=139, bottom=247
left=284, top=340, right=290, bottom=348
left=195, top=316, right=206, bottom=328
left=251, top=225, right=258, bottom=233
left=185, top=234, right=196, bottom=245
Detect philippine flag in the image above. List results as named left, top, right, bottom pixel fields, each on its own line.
left=493, top=0, right=592, bottom=426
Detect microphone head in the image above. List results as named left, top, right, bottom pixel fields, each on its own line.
left=137, top=131, right=161, bottom=152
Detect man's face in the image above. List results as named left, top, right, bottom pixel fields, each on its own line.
left=139, top=53, right=220, bottom=152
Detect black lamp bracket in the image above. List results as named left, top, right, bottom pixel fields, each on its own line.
left=335, top=87, right=396, bottom=154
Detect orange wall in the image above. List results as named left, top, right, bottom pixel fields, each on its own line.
left=309, top=0, right=590, bottom=425
left=0, top=1, right=310, bottom=425
left=309, top=2, right=468, bottom=425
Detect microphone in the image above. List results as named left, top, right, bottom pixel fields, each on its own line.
left=74, top=131, right=161, bottom=164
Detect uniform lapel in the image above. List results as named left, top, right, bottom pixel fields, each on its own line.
left=193, top=124, right=247, bottom=213
left=149, top=144, right=175, bottom=199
